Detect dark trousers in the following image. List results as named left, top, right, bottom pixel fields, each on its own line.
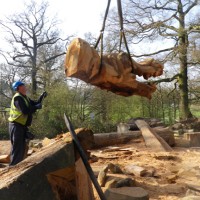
left=9, top=122, right=26, bottom=166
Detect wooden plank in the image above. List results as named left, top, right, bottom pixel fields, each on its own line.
left=135, top=120, right=172, bottom=152
left=75, top=158, right=95, bottom=200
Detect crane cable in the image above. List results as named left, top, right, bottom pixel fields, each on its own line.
left=117, top=0, right=135, bottom=73
left=94, top=0, right=111, bottom=70
left=95, top=0, right=135, bottom=73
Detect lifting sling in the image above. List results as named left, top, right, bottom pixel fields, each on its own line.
left=95, top=0, right=135, bottom=73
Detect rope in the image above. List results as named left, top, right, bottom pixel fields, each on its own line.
left=117, top=0, right=124, bottom=31
left=100, top=32, right=104, bottom=69
left=94, top=0, right=111, bottom=49
left=94, top=0, right=111, bottom=73
left=117, top=0, right=135, bottom=73
left=95, top=0, right=135, bottom=74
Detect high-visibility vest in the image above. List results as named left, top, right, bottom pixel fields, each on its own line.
left=8, top=92, right=30, bottom=125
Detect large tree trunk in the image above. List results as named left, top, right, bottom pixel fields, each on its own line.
left=31, top=67, right=37, bottom=95
left=93, top=132, right=141, bottom=148
left=178, top=2, right=193, bottom=120
left=93, top=128, right=175, bottom=148
left=179, top=63, right=192, bottom=120
left=0, top=141, right=75, bottom=200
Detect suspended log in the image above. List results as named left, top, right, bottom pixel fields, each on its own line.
left=65, top=38, right=163, bottom=99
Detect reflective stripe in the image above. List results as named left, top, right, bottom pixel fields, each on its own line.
left=8, top=93, right=30, bottom=125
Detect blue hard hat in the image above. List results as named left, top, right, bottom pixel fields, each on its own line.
left=12, top=81, right=25, bottom=91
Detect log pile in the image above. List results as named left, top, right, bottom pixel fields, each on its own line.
left=65, top=38, right=164, bottom=99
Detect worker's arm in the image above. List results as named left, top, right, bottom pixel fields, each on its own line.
left=26, top=92, right=47, bottom=107
left=14, top=96, right=40, bottom=114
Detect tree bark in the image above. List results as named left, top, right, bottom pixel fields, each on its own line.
left=93, top=128, right=174, bottom=148
left=65, top=38, right=163, bottom=99
left=178, top=1, right=193, bottom=120
left=93, top=132, right=141, bottom=148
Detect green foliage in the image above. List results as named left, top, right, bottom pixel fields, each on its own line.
left=108, top=95, right=144, bottom=122
left=31, top=82, right=72, bottom=138
left=0, top=80, right=186, bottom=140
left=139, top=84, right=180, bottom=125
left=31, top=82, right=146, bottom=137
left=30, top=80, right=183, bottom=138
left=190, top=105, right=200, bottom=118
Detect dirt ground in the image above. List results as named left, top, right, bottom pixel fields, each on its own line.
left=0, top=140, right=10, bottom=155
left=1, top=136, right=200, bottom=199
left=90, top=136, right=200, bottom=200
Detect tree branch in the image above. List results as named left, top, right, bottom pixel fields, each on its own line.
left=44, top=52, right=66, bottom=63
left=184, top=0, right=198, bottom=15
left=144, top=73, right=180, bottom=84
left=131, top=47, right=175, bottom=57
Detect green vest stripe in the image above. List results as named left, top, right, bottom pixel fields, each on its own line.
left=8, top=93, right=30, bottom=125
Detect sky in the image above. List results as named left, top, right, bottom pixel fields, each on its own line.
left=0, top=0, right=167, bottom=75
left=0, top=0, right=168, bottom=56
left=0, top=0, right=177, bottom=70
left=0, top=0, right=116, bottom=38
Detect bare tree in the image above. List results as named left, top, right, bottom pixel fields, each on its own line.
left=0, top=64, right=17, bottom=109
left=0, top=0, right=72, bottom=95
left=107, top=0, right=200, bottom=120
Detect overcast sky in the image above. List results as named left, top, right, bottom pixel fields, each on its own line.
left=0, top=0, right=116, bottom=37
left=0, top=0, right=174, bottom=61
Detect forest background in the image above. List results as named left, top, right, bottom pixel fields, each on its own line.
left=0, top=0, right=200, bottom=139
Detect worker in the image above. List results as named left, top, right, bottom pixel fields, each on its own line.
left=8, top=81, right=47, bottom=166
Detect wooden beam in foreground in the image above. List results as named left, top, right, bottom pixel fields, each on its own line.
left=75, top=158, right=95, bottom=200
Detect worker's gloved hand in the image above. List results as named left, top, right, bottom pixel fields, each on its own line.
left=35, top=103, right=42, bottom=109
left=38, top=91, right=47, bottom=103
left=41, top=91, right=47, bottom=99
